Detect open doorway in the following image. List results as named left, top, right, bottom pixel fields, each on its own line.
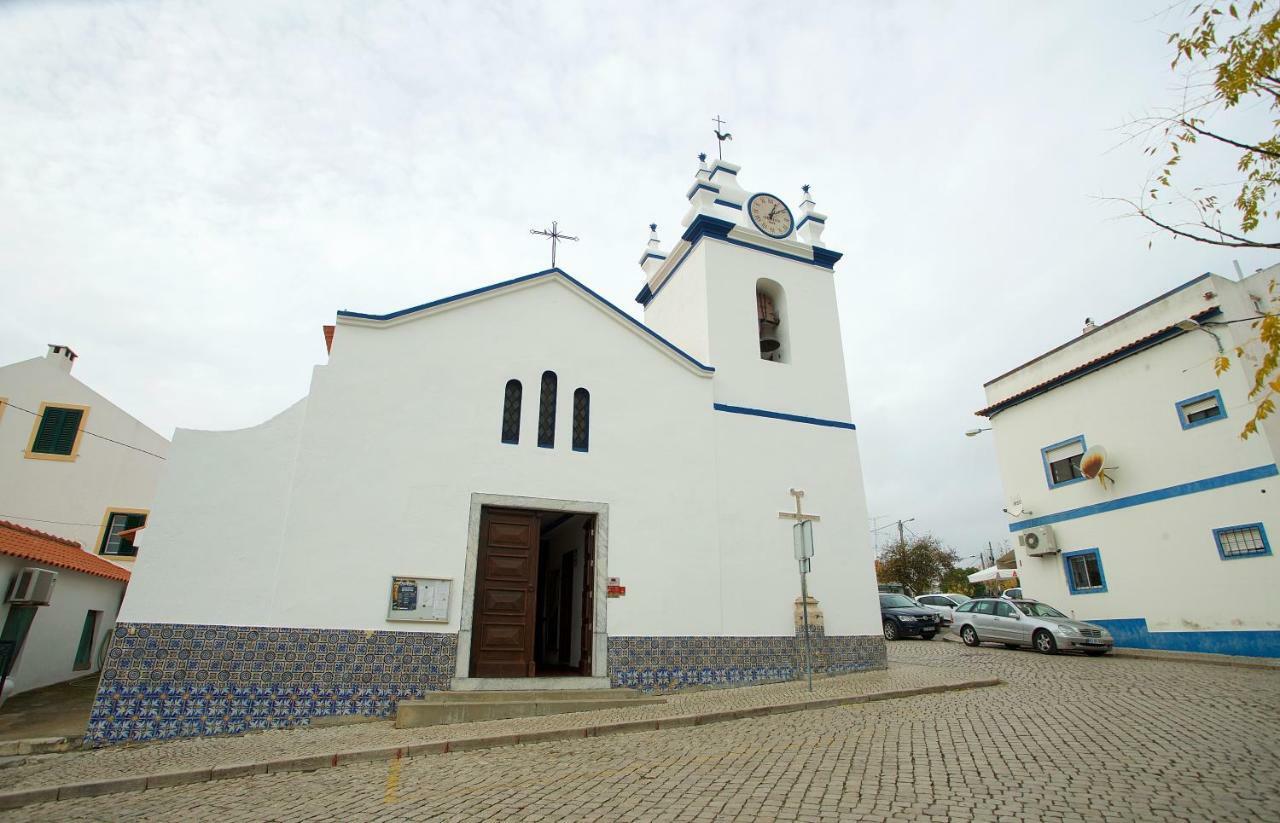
left=470, top=507, right=596, bottom=679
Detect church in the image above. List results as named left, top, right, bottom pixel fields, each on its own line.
left=88, top=155, right=884, bottom=744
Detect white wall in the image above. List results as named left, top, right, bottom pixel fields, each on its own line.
left=122, top=265, right=882, bottom=643
left=0, top=556, right=124, bottom=695
left=0, top=353, right=169, bottom=563
left=984, top=272, right=1279, bottom=634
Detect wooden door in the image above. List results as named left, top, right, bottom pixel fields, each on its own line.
left=578, top=518, right=595, bottom=676
left=472, top=509, right=540, bottom=678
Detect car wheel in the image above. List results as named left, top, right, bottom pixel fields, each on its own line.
left=1034, top=629, right=1058, bottom=655
left=883, top=620, right=899, bottom=641
left=1084, top=650, right=1110, bottom=657
left=921, top=632, right=936, bottom=641
left=960, top=625, right=979, bottom=647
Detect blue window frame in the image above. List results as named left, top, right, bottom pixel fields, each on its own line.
left=1175, top=390, right=1226, bottom=429
left=1062, top=548, right=1107, bottom=594
left=1041, top=435, right=1087, bottom=489
left=1212, top=523, right=1271, bottom=560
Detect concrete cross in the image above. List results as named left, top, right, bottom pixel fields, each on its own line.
left=778, top=488, right=821, bottom=522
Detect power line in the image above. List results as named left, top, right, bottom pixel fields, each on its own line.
left=3, top=401, right=166, bottom=460
left=0, top=514, right=104, bottom=528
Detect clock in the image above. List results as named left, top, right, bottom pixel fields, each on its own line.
left=747, top=193, right=794, bottom=239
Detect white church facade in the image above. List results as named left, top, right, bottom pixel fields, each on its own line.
left=89, top=158, right=884, bottom=744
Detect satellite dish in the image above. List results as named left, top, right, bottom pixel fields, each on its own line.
left=1080, top=445, right=1111, bottom=487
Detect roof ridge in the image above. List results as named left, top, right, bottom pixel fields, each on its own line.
left=0, top=518, right=82, bottom=548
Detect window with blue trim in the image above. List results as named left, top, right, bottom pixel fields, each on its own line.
left=1213, top=523, right=1270, bottom=560
left=1063, top=548, right=1107, bottom=594
left=1041, top=436, right=1086, bottom=488
left=1176, top=390, right=1226, bottom=429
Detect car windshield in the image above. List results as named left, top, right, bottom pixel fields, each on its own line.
left=880, top=594, right=916, bottom=608
left=1015, top=601, right=1067, bottom=618
left=947, top=594, right=972, bottom=605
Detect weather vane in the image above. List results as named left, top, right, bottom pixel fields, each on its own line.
left=529, top=220, right=579, bottom=268
left=712, top=115, right=733, bottom=160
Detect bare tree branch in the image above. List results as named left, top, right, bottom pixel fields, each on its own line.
left=1180, top=120, right=1280, bottom=158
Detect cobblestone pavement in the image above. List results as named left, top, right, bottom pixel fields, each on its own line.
left=1, top=659, right=973, bottom=792
left=6, top=641, right=1279, bottom=821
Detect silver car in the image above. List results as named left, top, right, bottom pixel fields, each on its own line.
left=951, top=598, right=1114, bottom=655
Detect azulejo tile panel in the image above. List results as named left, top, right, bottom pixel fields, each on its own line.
left=608, top=634, right=886, bottom=693
left=89, top=623, right=457, bottom=746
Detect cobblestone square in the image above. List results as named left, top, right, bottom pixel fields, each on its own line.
left=5, top=641, right=1278, bottom=821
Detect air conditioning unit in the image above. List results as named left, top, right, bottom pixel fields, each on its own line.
left=7, top=568, right=57, bottom=605
left=1018, top=526, right=1059, bottom=557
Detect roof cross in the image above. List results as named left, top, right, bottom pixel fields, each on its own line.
left=778, top=488, right=821, bottom=523
left=529, top=220, right=579, bottom=268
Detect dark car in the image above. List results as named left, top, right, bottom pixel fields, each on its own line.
left=879, top=593, right=942, bottom=641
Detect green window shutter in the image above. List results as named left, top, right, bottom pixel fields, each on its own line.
left=74, top=611, right=99, bottom=670
left=32, top=407, right=82, bottom=456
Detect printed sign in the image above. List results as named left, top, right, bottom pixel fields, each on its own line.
left=386, top=576, right=452, bottom=623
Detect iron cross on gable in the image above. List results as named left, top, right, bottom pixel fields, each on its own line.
left=529, top=220, right=579, bottom=268
left=778, top=488, right=821, bottom=522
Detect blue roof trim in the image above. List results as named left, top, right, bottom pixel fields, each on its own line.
left=984, top=272, right=1215, bottom=388
left=980, top=307, right=1223, bottom=418
left=686, top=182, right=721, bottom=200
left=796, top=215, right=826, bottom=230
left=640, top=251, right=668, bottom=262
left=635, top=214, right=843, bottom=307
left=713, top=199, right=743, bottom=210
left=713, top=403, right=856, bottom=430
left=708, top=162, right=737, bottom=179
left=338, top=268, right=714, bottom=373
left=1009, top=463, right=1278, bottom=531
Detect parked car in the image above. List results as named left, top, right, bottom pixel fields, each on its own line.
left=879, top=593, right=942, bottom=641
left=1000, top=587, right=1023, bottom=600
left=951, top=598, right=1113, bottom=655
left=914, top=592, right=972, bottom=625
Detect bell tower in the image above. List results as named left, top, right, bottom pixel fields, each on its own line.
left=635, top=157, right=853, bottom=427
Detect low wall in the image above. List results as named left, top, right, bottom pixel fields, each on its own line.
left=1089, top=618, right=1280, bottom=658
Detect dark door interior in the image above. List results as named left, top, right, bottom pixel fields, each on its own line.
left=471, top=509, right=540, bottom=677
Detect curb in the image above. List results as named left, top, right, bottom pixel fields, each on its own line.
left=0, top=736, right=82, bottom=757
left=1108, top=648, right=1280, bottom=671
left=0, top=678, right=1000, bottom=810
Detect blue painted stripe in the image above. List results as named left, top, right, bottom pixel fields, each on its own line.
left=713, top=199, right=742, bottom=210
left=1009, top=464, right=1279, bottom=531
left=686, top=182, right=721, bottom=200
left=708, top=162, right=737, bottom=179
left=713, top=403, right=856, bottom=430
left=635, top=214, right=844, bottom=307
left=640, top=251, right=668, bottom=262
left=339, top=268, right=715, bottom=373
left=796, top=215, right=826, bottom=230
left=1087, top=618, right=1280, bottom=658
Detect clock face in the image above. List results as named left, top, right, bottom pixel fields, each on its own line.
left=748, top=193, right=794, bottom=239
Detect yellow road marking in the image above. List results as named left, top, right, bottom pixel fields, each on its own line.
left=384, top=751, right=402, bottom=804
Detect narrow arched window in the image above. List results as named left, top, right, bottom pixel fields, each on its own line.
left=756, top=278, right=789, bottom=363
left=501, top=379, right=522, bottom=444
left=537, top=371, right=557, bottom=448
left=572, top=388, right=590, bottom=452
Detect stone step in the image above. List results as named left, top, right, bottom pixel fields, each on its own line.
left=411, top=688, right=647, bottom=704
left=394, top=695, right=666, bottom=728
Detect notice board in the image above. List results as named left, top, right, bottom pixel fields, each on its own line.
left=386, top=576, right=452, bottom=623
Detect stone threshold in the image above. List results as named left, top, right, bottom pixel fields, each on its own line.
left=0, top=678, right=1000, bottom=811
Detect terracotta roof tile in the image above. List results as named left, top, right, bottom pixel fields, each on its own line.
left=976, top=306, right=1221, bottom=418
left=0, top=520, right=131, bottom=583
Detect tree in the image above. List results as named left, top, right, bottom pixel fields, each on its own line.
left=876, top=535, right=958, bottom=596
left=940, top=567, right=981, bottom=598
left=1120, top=1, right=1280, bottom=437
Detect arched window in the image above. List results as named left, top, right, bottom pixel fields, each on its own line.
left=572, top=388, right=590, bottom=452
left=756, top=278, right=790, bottom=363
left=537, top=371, right=557, bottom=448
left=500, top=379, right=522, bottom=444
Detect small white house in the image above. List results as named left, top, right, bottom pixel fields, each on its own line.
left=0, top=346, right=170, bottom=569
left=0, top=519, right=130, bottom=699
left=977, top=266, right=1279, bottom=657
left=93, top=157, right=883, bottom=745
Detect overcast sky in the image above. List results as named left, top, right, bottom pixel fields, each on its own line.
left=2, top=1, right=1275, bottom=563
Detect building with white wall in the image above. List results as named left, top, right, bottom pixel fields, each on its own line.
left=977, top=266, right=1280, bottom=657
left=0, top=346, right=170, bottom=569
left=1, top=520, right=130, bottom=699
left=93, top=157, right=883, bottom=744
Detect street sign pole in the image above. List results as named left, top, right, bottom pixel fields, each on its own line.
left=780, top=489, right=820, bottom=694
